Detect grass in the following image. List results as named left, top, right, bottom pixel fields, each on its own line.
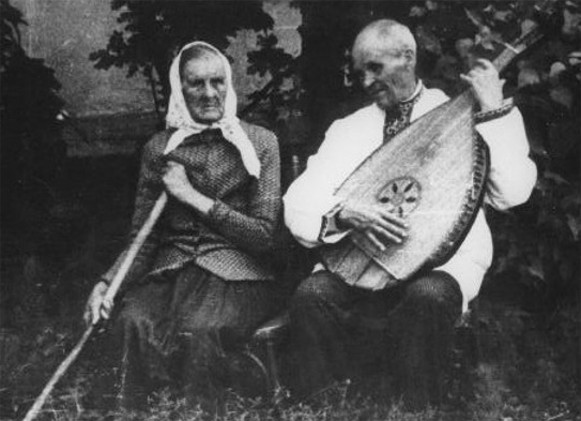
left=2, top=320, right=579, bottom=421
left=1, top=264, right=580, bottom=420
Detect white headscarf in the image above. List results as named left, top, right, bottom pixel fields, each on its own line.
left=164, top=41, right=261, bottom=178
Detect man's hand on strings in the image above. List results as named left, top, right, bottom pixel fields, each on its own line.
left=83, top=281, right=113, bottom=326
left=460, top=58, right=505, bottom=112
left=337, top=200, right=408, bottom=251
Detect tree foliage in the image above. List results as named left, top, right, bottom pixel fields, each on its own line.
left=89, top=0, right=293, bottom=120
left=1, top=0, right=65, bottom=179
left=0, top=0, right=67, bottom=241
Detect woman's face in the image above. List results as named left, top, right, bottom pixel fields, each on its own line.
left=181, top=53, right=227, bottom=124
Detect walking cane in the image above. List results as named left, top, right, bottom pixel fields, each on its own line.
left=22, top=192, right=169, bottom=421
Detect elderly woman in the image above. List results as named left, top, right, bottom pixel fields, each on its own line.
left=84, top=42, right=283, bottom=409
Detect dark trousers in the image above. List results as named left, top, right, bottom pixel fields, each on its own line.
left=288, top=269, right=462, bottom=409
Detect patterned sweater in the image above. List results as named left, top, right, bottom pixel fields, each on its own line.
left=103, top=121, right=281, bottom=286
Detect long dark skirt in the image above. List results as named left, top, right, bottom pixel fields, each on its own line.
left=95, top=263, right=284, bottom=409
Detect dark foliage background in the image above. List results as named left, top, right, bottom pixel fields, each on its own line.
left=88, top=0, right=294, bottom=122
left=1, top=0, right=66, bottom=247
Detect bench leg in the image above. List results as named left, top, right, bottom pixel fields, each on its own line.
left=265, top=338, right=283, bottom=402
left=242, top=349, right=270, bottom=392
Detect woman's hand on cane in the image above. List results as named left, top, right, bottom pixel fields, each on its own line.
left=83, top=281, right=113, bottom=326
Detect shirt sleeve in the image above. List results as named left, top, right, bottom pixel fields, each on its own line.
left=476, top=106, right=537, bottom=210
left=284, top=121, right=353, bottom=248
left=206, top=132, right=281, bottom=254
left=102, top=137, right=163, bottom=286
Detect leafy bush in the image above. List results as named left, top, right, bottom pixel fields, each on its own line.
left=1, top=0, right=65, bottom=195
left=89, top=0, right=294, bottom=124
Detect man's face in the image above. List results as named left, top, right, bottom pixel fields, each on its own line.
left=352, top=38, right=416, bottom=110
left=181, top=54, right=227, bottom=124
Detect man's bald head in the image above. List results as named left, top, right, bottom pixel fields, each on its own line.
left=353, top=19, right=417, bottom=66
left=351, top=19, right=418, bottom=110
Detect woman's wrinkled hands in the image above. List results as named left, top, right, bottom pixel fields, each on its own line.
left=162, top=161, right=214, bottom=216
left=460, top=58, right=505, bottom=112
left=337, top=200, right=409, bottom=251
left=162, top=161, right=196, bottom=204
left=83, top=281, right=112, bottom=326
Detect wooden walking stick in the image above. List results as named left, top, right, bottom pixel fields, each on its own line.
left=22, top=192, right=169, bottom=421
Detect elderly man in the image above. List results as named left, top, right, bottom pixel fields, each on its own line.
left=84, top=42, right=283, bottom=410
left=284, top=19, right=536, bottom=408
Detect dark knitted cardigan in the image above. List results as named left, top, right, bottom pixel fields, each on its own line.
left=103, top=121, right=281, bottom=286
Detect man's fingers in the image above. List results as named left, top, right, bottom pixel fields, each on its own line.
left=376, top=220, right=407, bottom=239
left=378, top=210, right=408, bottom=229
left=341, top=202, right=408, bottom=243
left=365, top=231, right=386, bottom=252
left=462, top=60, right=498, bottom=82
left=373, top=225, right=405, bottom=244
left=460, top=73, right=473, bottom=83
left=475, top=58, right=495, bottom=71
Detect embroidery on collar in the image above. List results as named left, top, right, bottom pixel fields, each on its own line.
left=383, top=81, right=424, bottom=141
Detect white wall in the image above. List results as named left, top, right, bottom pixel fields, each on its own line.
left=13, top=0, right=301, bottom=118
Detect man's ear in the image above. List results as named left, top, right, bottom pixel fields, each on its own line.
left=403, top=49, right=416, bottom=68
